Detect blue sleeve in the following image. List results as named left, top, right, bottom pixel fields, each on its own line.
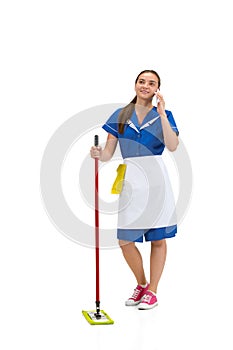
left=166, top=110, right=179, bottom=136
left=102, top=108, right=122, bottom=138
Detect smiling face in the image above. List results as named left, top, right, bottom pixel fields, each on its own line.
left=135, top=72, right=160, bottom=102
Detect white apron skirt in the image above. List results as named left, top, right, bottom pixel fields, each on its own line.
left=118, top=155, right=177, bottom=230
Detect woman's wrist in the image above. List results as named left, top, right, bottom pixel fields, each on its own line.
left=159, top=113, right=167, bottom=118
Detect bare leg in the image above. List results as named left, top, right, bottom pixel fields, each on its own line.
left=149, top=239, right=167, bottom=293
left=119, top=240, right=147, bottom=285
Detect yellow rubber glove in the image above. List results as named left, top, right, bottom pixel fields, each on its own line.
left=111, top=164, right=127, bottom=194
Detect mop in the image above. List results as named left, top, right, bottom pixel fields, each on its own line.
left=82, top=135, right=114, bottom=325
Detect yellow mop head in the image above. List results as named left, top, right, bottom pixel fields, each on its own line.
left=82, top=310, right=114, bottom=325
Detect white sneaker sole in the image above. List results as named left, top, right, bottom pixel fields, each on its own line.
left=125, top=298, right=143, bottom=306
left=138, top=302, right=158, bottom=310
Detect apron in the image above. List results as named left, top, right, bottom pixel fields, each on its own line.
left=117, top=155, right=177, bottom=229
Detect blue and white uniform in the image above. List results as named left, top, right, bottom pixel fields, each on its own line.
left=102, top=106, right=179, bottom=242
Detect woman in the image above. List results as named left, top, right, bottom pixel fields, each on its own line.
left=90, top=70, right=179, bottom=310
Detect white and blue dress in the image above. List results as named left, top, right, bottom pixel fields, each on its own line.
left=102, top=106, right=179, bottom=242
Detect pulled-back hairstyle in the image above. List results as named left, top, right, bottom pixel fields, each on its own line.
left=118, top=70, right=161, bottom=134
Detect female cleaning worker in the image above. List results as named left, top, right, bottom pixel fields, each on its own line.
left=90, top=69, right=179, bottom=310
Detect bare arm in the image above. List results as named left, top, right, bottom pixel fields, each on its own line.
left=160, top=113, right=179, bottom=152
left=90, top=133, right=118, bottom=161
left=156, top=92, right=179, bottom=152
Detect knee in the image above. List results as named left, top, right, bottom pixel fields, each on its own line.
left=151, top=239, right=166, bottom=248
left=118, top=240, right=135, bottom=253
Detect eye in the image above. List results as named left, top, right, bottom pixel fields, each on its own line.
left=138, top=79, right=145, bottom=84
left=150, top=81, right=158, bottom=87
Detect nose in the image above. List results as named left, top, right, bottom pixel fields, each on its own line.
left=144, top=82, right=150, bottom=88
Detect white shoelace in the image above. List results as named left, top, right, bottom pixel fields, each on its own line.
left=141, top=294, right=152, bottom=303
left=131, top=288, right=140, bottom=299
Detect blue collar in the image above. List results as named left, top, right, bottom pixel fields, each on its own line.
left=128, top=107, right=160, bottom=133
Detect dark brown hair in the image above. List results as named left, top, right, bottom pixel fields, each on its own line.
left=118, top=70, right=161, bottom=134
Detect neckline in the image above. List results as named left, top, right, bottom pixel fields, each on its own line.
left=135, top=105, right=154, bottom=126
left=132, top=107, right=158, bottom=127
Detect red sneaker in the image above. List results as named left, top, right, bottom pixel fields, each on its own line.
left=125, top=283, right=149, bottom=306
left=138, top=290, right=158, bottom=310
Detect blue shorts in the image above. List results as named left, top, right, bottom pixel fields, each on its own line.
left=117, top=225, right=177, bottom=242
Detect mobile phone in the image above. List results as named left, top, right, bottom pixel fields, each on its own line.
left=154, top=90, right=160, bottom=104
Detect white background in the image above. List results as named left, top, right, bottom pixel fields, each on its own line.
left=1, top=0, right=233, bottom=349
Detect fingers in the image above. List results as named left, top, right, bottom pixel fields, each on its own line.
left=156, top=91, right=163, bottom=100
left=90, top=146, right=102, bottom=159
left=156, top=91, right=165, bottom=106
left=154, top=91, right=163, bottom=103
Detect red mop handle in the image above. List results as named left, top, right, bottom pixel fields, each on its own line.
left=94, top=135, right=100, bottom=308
